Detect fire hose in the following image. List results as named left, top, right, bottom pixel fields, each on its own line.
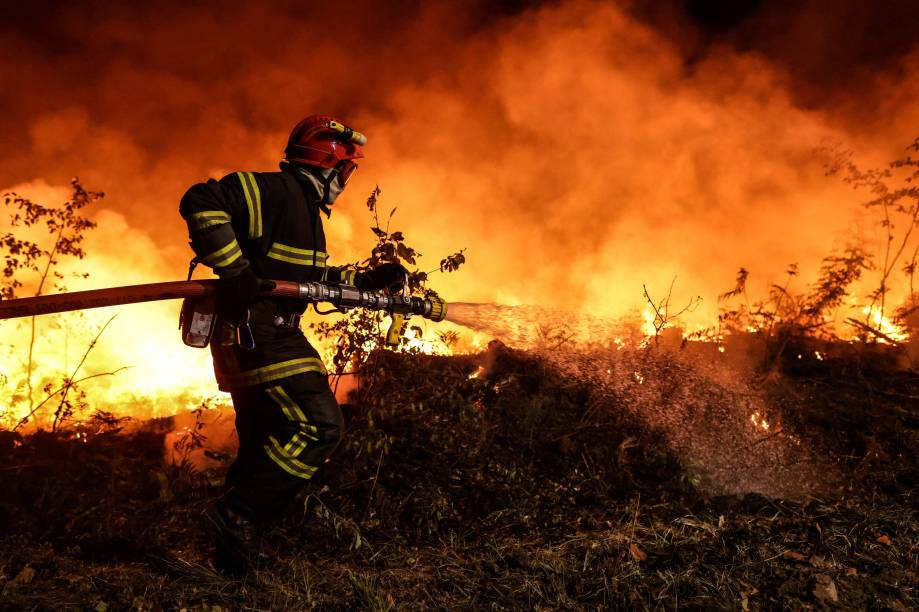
left=0, top=279, right=448, bottom=346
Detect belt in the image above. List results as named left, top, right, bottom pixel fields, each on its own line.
left=272, top=312, right=302, bottom=328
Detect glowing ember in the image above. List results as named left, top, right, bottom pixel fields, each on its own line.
left=749, top=412, right=770, bottom=432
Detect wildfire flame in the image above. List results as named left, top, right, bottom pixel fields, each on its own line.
left=1, top=2, right=918, bottom=427
left=860, top=306, right=910, bottom=344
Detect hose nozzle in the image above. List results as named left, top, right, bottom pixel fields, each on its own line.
left=426, top=293, right=447, bottom=322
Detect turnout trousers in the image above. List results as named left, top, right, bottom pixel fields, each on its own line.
left=221, top=371, right=343, bottom=523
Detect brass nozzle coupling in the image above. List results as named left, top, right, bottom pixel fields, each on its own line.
left=426, top=294, right=448, bottom=322
left=386, top=296, right=447, bottom=347
left=407, top=294, right=447, bottom=322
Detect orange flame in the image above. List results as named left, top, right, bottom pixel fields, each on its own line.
left=2, top=2, right=918, bottom=425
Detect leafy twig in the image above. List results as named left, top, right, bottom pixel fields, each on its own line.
left=14, top=366, right=131, bottom=431
left=53, top=314, right=118, bottom=431
left=642, top=278, right=702, bottom=339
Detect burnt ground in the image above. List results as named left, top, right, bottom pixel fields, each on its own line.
left=0, top=342, right=916, bottom=610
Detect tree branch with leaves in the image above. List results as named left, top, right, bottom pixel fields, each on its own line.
left=312, top=186, right=466, bottom=384
left=1, top=179, right=106, bottom=426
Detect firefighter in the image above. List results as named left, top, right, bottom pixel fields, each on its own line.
left=179, top=115, right=406, bottom=574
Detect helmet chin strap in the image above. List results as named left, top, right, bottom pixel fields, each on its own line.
left=285, top=163, right=343, bottom=216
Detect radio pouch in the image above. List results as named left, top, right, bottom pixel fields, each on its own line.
left=179, top=256, right=216, bottom=348
left=180, top=295, right=217, bottom=348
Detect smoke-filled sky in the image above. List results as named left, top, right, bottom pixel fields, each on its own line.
left=3, top=0, right=919, bottom=318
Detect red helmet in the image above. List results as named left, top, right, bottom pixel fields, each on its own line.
left=284, top=115, right=365, bottom=171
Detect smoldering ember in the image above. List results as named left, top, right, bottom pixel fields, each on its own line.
left=0, top=1, right=916, bottom=609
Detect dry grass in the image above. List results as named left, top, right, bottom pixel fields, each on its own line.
left=0, top=342, right=916, bottom=610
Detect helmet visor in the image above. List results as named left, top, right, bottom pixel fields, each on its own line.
left=336, top=159, right=358, bottom=187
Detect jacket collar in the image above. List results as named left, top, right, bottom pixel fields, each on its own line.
left=280, top=162, right=332, bottom=217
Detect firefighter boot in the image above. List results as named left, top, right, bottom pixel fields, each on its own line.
left=206, top=502, right=268, bottom=577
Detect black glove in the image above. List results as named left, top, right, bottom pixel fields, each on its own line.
left=218, top=266, right=276, bottom=309
left=356, top=262, right=408, bottom=291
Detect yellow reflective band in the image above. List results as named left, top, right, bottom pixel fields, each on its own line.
left=250, top=173, right=262, bottom=237
left=264, top=435, right=318, bottom=479
left=267, top=252, right=328, bottom=266
left=192, top=219, right=227, bottom=230
left=269, top=436, right=316, bottom=469
left=265, top=444, right=315, bottom=479
left=190, top=210, right=231, bottom=230
left=202, top=239, right=242, bottom=268
left=284, top=431, right=317, bottom=455
left=266, top=385, right=309, bottom=424
left=267, top=243, right=329, bottom=266
left=270, top=243, right=329, bottom=258
left=191, top=210, right=231, bottom=219
left=237, top=172, right=262, bottom=239
left=343, top=269, right=356, bottom=286
left=266, top=386, right=297, bottom=421
left=226, top=357, right=326, bottom=387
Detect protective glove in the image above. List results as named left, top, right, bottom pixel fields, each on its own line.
left=217, top=266, right=276, bottom=309
left=355, top=262, right=408, bottom=291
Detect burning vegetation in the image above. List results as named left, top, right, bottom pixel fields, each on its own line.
left=1, top=0, right=919, bottom=608
left=1, top=155, right=917, bottom=607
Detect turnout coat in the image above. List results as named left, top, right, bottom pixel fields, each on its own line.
left=179, top=168, right=354, bottom=391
